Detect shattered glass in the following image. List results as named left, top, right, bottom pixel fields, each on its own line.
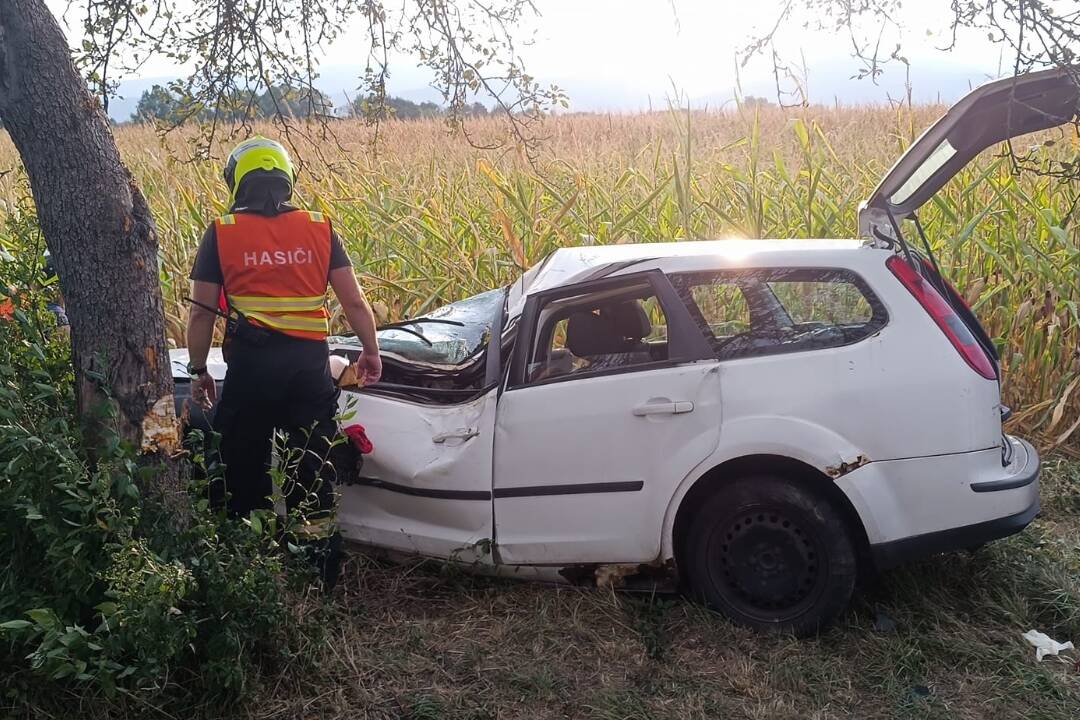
left=332, top=287, right=505, bottom=366
left=672, top=268, right=887, bottom=360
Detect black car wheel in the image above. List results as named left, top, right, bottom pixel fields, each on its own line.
left=684, top=475, right=856, bottom=635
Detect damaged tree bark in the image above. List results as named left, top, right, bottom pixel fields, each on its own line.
left=0, top=0, right=184, bottom=516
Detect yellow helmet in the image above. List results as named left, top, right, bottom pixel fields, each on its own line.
left=223, top=136, right=294, bottom=201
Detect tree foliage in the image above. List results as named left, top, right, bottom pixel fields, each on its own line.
left=131, top=85, right=180, bottom=124
left=133, top=83, right=333, bottom=124
left=133, top=83, right=490, bottom=124
left=349, top=95, right=489, bottom=120
left=71, top=0, right=563, bottom=157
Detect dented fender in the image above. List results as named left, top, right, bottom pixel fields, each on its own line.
left=659, top=414, right=871, bottom=561
left=334, top=387, right=498, bottom=561
left=826, top=453, right=871, bottom=478
left=337, top=388, right=493, bottom=488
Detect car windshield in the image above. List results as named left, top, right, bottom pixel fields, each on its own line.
left=334, top=287, right=506, bottom=366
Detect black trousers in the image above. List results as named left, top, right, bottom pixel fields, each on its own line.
left=212, top=331, right=340, bottom=520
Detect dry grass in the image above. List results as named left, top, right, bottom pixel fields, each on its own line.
left=252, top=463, right=1080, bottom=720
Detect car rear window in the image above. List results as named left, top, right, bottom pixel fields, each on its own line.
left=686, top=282, right=751, bottom=337
left=671, top=268, right=887, bottom=360
left=767, top=280, right=874, bottom=326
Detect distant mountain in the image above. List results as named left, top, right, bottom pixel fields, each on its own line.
left=109, top=76, right=175, bottom=122
left=694, top=58, right=997, bottom=108
left=109, top=58, right=1001, bottom=122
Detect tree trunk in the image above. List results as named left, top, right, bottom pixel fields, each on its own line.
left=0, top=0, right=185, bottom=517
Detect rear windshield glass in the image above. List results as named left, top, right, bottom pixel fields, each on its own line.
left=671, top=268, right=886, bottom=360
left=890, top=138, right=957, bottom=205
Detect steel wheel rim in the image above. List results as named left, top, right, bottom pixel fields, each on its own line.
left=709, top=506, right=828, bottom=622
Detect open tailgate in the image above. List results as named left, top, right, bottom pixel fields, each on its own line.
left=860, top=67, right=1080, bottom=238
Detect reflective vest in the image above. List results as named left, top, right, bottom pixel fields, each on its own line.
left=216, top=210, right=332, bottom=341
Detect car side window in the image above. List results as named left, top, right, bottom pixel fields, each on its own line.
left=673, top=268, right=886, bottom=360
left=687, top=282, right=751, bottom=340
left=768, top=280, right=873, bottom=326
left=526, top=283, right=670, bottom=384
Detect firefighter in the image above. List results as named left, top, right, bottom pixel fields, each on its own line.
left=185, top=136, right=382, bottom=588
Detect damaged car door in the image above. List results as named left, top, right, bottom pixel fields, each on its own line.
left=333, top=290, right=507, bottom=563
left=335, top=390, right=497, bottom=562
left=492, top=270, right=721, bottom=565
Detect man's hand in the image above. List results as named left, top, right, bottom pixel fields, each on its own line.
left=192, top=372, right=217, bottom=411
left=355, top=350, right=382, bottom=386
left=186, top=280, right=221, bottom=411
left=329, top=267, right=382, bottom=384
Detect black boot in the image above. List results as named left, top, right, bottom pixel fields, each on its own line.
left=311, top=532, right=344, bottom=590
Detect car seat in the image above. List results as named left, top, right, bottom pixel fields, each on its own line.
left=565, top=300, right=654, bottom=371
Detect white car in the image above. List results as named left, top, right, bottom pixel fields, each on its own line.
left=175, top=68, right=1072, bottom=633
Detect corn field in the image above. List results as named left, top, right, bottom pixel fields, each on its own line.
left=0, top=106, right=1077, bottom=449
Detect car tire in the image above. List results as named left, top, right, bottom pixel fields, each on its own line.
left=684, top=475, right=857, bottom=635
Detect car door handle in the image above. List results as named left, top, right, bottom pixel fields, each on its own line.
left=432, top=427, right=480, bottom=443
left=632, top=401, right=694, bottom=416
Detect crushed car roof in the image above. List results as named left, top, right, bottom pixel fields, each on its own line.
left=507, top=239, right=867, bottom=315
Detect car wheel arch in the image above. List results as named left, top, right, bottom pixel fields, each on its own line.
left=667, top=454, right=873, bottom=581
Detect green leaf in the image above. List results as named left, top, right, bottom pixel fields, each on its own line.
left=26, top=609, right=57, bottom=630
left=51, top=664, right=76, bottom=680
left=95, top=602, right=118, bottom=617
left=0, top=620, right=33, bottom=630
left=58, top=630, right=84, bottom=647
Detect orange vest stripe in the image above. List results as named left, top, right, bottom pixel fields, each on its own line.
left=216, top=211, right=332, bottom=341
left=241, top=310, right=329, bottom=333
left=228, top=294, right=326, bottom=312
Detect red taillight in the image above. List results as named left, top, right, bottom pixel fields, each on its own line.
left=886, top=255, right=997, bottom=380
left=918, top=257, right=971, bottom=311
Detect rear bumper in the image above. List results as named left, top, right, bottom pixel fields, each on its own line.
left=836, top=435, right=1041, bottom=570
left=970, top=437, right=1040, bottom=492
left=870, top=495, right=1039, bottom=569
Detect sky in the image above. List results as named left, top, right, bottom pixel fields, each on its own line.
left=47, top=0, right=1010, bottom=119
left=346, top=0, right=1004, bottom=107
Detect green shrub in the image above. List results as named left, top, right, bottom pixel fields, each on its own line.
left=0, top=211, right=320, bottom=704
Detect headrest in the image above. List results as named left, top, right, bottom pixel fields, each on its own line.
left=565, top=300, right=651, bottom=357
left=605, top=300, right=651, bottom=339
